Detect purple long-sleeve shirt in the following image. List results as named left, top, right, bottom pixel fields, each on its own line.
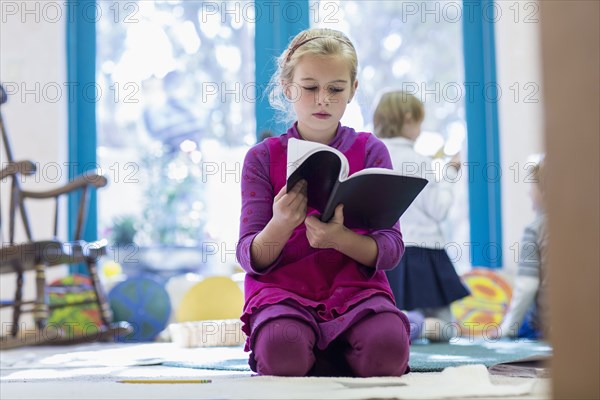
left=236, top=124, right=405, bottom=339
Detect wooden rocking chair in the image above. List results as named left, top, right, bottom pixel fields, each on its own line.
left=0, top=84, right=130, bottom=349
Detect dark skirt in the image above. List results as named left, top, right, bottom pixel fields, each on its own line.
left=386, top=246, right=470, bottom=310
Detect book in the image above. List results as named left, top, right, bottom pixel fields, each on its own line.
left=286, top=138, right=428, bottom=229
left=488, top=354, right=551, bottom=378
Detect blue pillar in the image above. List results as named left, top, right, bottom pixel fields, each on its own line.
left=254, top=0, right=309, bottom=140
left=67, top=0, right=98, bottom=273
left=462, top=0, right=503, bottom=268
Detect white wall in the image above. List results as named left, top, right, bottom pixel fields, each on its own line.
left=494, top=1, right=544, bottom=276
left=1, top=3, right=68, bottom=332
left=1, top=6, right=67, bottom=169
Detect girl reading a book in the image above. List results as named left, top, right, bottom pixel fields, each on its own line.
left=236, top=28, right=411, bottom=377
left=374, top=91, right=470, bottom=342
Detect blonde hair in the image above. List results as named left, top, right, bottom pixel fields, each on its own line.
left=268, top=28, right=358, bottom=125
left=373, top=91, right=425, bottom=139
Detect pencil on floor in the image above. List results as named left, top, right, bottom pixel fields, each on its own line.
left=118, top=379, right=212, bottom=384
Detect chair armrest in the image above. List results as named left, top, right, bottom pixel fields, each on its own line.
left=20, top=170, right=108, bottom=199
left=0, top=239, right=108, bottom=271
left=0, top=160, right=36, bottom=180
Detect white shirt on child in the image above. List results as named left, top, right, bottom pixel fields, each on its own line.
left=380, top=137, right=458, bottom=249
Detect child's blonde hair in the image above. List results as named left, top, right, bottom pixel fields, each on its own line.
left=268, top=28, right=358, bottom=125
left=373, top=91, right=425, bottom=139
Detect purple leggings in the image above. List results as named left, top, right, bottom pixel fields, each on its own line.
left=252, top=312, right=410, bottom=377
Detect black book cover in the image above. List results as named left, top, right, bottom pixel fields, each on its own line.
left=286, top=138, right=427, bottom=229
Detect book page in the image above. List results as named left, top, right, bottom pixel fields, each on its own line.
left=286, top=138, right=349, bottom=179
left=346, top=167, right=405, bottom=179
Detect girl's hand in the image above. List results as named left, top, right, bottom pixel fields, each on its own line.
left=305, top=204, right=346, bottom=249
left=250, top=180, right=307, bottom=270
left=271, top=180, right=308, bottom=233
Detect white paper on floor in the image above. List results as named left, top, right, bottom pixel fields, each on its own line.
left=192, top=365, right=535, bottom=400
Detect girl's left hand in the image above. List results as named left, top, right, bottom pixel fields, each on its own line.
left=305, top=204, right=346, bottom=249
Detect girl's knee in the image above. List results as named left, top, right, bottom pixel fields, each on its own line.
left=356, top=334, right=409, bottom=377
left=383, top=335, right=410, bottom=373
left=252, top=318, right=316, bottom=376
left=346, top=313, right=410, bottom=377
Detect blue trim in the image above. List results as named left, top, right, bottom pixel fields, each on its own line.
left=254, top=0, right=309, bottom=139
left=67, top=0, right=97, bottom=274
left=462, top=0, right=503, bottom=267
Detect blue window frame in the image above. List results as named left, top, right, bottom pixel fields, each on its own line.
left=67, top=0, right=97, bottom=273
left=462, top=0, right=502, bottom=267
left=254, top=0, right=309, bottom=136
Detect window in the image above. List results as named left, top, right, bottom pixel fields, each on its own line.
left=96, top=0, right=254, bottom=272
left=314, top=0, right=470, bottom=273
left=92, top=0, right=491, bottom=274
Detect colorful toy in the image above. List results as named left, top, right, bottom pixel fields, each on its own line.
left=102, top=260, right=123, bottom=279
left=48, top=274, right=103, bottom=338
left=165, top=273, right=203, bottom=322
left=175, top=276, right=244, bottom=322
left=108, top=275, right=171, bottom=342
left=451, top=269, right=513, bottom=337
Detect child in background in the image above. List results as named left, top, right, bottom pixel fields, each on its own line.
left=499, top=160, right=548, bottom=339
left=374, top=91, right=470, bottom=342
left=236, top=29, right=411, bottom=377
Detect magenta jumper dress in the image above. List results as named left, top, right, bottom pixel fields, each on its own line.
left=236, top=124, right=411, bottom=371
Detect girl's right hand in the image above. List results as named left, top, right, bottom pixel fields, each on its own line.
left=272, top=180, right=308, bottom=233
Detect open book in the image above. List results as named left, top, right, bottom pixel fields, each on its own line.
left=286, top=138, right=428, bottom=229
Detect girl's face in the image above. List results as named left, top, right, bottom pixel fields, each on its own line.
left=285, top=54, right=357, bottom=144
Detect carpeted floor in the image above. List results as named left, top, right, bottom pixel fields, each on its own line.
left=0, top=340, right=551, bottom=399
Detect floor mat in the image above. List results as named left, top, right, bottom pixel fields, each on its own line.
left=163, top=339, right=552, bottom=373
left=408, top=339, right=551, bottom=372
left=163, top=358, right=251, bottom=371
